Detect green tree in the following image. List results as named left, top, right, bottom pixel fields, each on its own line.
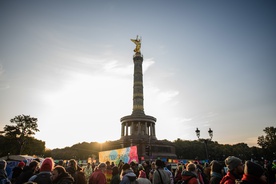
left=257, top=126, right=276, bottom=160
left=23, top=137, right=45, bottom=156
left=4, top=114, right=39, bottom=154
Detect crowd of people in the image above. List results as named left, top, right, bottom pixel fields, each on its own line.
left=0, top=156, right=275, bottom=184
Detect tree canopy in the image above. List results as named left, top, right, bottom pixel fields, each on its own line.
left=257, top=126, right=276, bottom=160
left=4, top=114, right=40, bottom=154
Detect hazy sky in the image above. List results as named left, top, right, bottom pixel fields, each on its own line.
left=0, top=1, right=275, bottom=149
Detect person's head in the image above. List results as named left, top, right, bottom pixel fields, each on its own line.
left=142, top=161, right=148, bottom=168
left=130, top=161, right=136, bottom=167
left=40, top=157, right=54, bottom=172
left=98, top=162, right=107, bottom=172
left=112, top=166, right=119, bottom=176
left=210, top=160, right=223, bottom=174
left=68, top=159, right=77, bottom=170
left=155, top=159, right=164, bottom=168
left=225, top=156, right=243, bottom=175
left=187, top=163, right=197, bottom=172
left=138, top=164, right=144, bottom=171
left=244, top=161, right=266, bottom=183
left=106, top=161, right=110, bottom=166
left=151, top=162, right=155, bottom=169
left=122, top=163, right=130, bottom=171
left=18, top=161, right=25, bottom=168
left=51, top=166, right=66, bottom=182
left=29, top=160, right=40, bottom=173
left=0, top=160, right=7, bottom=170
left=57, top=160, right=64, bottom=166
left=177, top=163, right=183, bottom=171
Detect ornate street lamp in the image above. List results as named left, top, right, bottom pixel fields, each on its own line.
left=208, top=128, right=213, bottom=140
left=195, top=128, right=213, bottom=161
left=195, top=128, right=200, bottom=139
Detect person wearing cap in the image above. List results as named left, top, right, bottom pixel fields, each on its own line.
left=220, top=156, right=244, bottom=184
left=89, top=163, right=107, bottom=184
left=12, top=161, right=25, bottom=183
left=237, top=160, right=267, bottom=184
left=0, top=160, right=11, bottom=184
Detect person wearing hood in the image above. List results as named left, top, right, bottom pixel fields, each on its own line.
left=29, top=157, right=55, bottom=184
left=181, top=163, right=200, bottom=184
left=51, top=165, right=74, bottom=184
left=120, top=163, right=137, bottom=184
left=237, top=160, right=267, bottom=184
left=0, top=160, right=11, bottom=184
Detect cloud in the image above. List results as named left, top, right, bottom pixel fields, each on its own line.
left=143, top=58, right=155, bottom=72
left=156, top=90, right=179, bottom=104
left=103, top=60, right=132, bottom=76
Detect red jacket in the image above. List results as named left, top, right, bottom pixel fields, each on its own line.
left=181, top=171, right=198, bottom=184
left=220, top=172, right=237, bottom=184
left=239, top=174, right=266, bottom=184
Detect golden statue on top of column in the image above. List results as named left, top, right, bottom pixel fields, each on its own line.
left=131, top=35, right=141, bottom=53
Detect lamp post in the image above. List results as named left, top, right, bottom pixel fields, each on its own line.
left=195, top=128, right=213, bottom=160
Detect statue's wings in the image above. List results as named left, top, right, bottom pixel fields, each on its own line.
left=131, top=39, right=139, bottom=44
